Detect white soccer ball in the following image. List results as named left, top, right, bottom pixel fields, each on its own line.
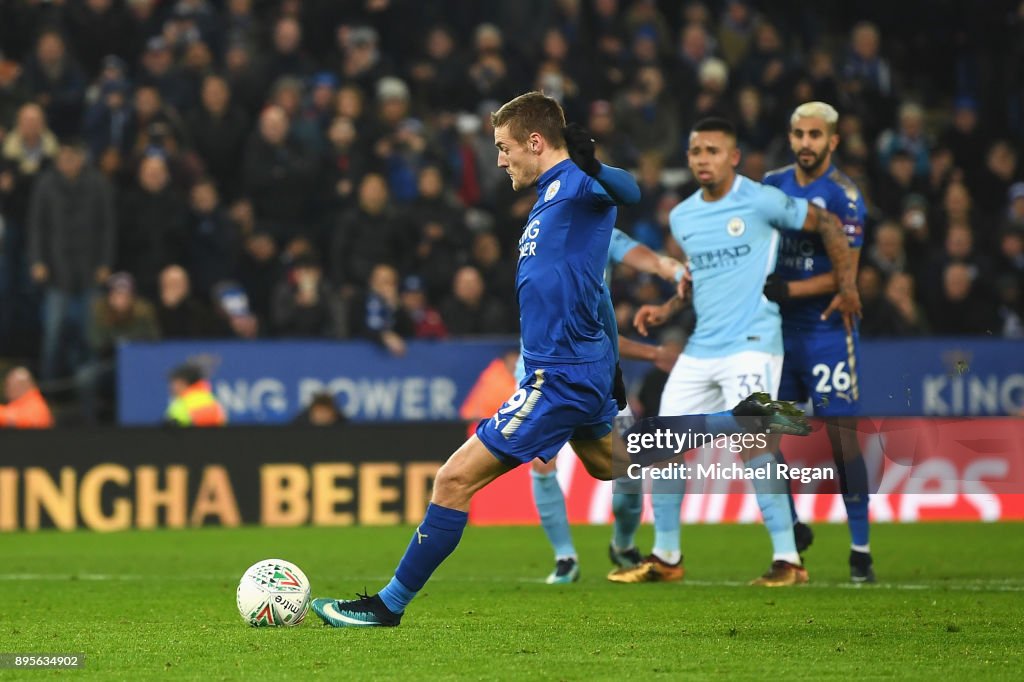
left=236, top=559, right=311, bottom=627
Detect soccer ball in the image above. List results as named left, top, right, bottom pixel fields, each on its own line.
left=236, top=559, right=311, bottom=627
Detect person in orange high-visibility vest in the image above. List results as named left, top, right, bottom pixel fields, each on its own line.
left=458, top=348, right=519, bottom=439
left=0, top=366, right=54, bottom=428
left=165, top=364, right=227, bottom=427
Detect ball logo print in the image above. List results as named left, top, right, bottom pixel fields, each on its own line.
left=236, top=559, right=311, bottom=627
left=726, top=217, right=746, bottom=237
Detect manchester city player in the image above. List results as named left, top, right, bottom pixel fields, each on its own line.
left=531, top=227, right=686, bottom=585
left=617, top=117, right=860, bottom=587
left=763, top=101, right=874, bottom=583
left=311, top=95, right=807, bottom=627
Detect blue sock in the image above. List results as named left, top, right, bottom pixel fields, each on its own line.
left=611, top=476, right=642, bottom=550
left=531, top=470, right=576, bottom=559
left=773, top=450, right=800, bottom=524
left=841, top=455, right=870, bottom=548
left=378, top=503, right=467, bottom=614
left=651, top=477, right=684, bottom=563
left=746, top=453, right=799, bottom=563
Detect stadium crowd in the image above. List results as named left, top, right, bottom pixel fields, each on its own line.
left=1, top=0, right=1023, bottom=422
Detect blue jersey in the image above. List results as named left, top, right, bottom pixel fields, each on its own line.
left=763, top=164, right=866, bottom=334
left=669, top=175, right=808, bottom=358
left=515, top=226, right=637, bottom=382
left=517, top=159, right=617, bottom=365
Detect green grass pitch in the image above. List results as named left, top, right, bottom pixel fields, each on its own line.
left=2, top=522, right=1022, bottom=680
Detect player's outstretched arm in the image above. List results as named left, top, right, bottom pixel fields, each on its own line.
left=618, top=336, right=680, bottom=372
left=562, top=123, right=640, bottom=205
left=633, top=295, right=684, bottom=336
left=801, top=204, right=861, bottom=329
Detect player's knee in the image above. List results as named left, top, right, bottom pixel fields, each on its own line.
left=431, top=462, right=473, bottom=506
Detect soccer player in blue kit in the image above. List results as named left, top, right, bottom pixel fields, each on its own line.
left=762, top=102, right=875, bottom=583
left=617, top=117, right=860, bottom=587
left=311, top=94, right=807, bottom=627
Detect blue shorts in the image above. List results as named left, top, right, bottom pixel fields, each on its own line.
left=779, top=327, right=861, bottom=416
left=476, top=353, right=618, bottom=466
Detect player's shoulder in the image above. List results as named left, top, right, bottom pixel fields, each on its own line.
left=824, top=166, right=864, bottom=204
left=670, top=187, right=703, bottom=217
left=762, top=164, right=796, bottom=187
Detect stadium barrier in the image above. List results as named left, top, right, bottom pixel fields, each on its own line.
left=1, top=418, right=1021, bottom=531
left=117, top=337, right=1024, bottom=425
left=0, top=424, right=462, bottom=532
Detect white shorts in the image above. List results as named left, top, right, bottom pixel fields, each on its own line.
left=660, top=351, right=784, bottom=416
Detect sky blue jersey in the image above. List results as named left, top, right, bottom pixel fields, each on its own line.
left=669, top=174, right=809, bottom=358
left=517, top=159, right=620, bottom=365
left=763, top=164, right=866, bottom=334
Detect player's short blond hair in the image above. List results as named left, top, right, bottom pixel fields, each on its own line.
left=790, top=101, right=839, bottom=135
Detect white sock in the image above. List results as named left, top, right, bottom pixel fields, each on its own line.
left=652, top=549, right=681, bottom=565
left=773, top=552, right=802, bottom=566
left=851, top=544, right=870, bottom=554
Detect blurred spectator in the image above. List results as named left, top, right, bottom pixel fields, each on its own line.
left=333, top=26, right=391, bottom=97
left=840, top=21, right=892, bottom=134
left=0, top=58, right=30, bottom=135
left=614, top=66, right=678, bottom=162
left=78, top=272, right=159, bottom=423
left=738, top=21, right=792, bottom=109
left=671, top=23, right=711, bottom=103
left=874, top=150, right=927, bottom=220
left=241, top=105, right=316, bottom=243
left=270, top=252, right=347, bottom=338
left=350, top=262, right=413, bottom=356
left=224, top=40, right=264, bottom=117
left=459, top=346, right=519, bottom=437
left=866, top=222, right=907, bottom=278
left=973, top=140, right=1019, bottom=222
left=928, top=262, right=998, bottom=335
left=882, top=272, right=929, bottom=336
left=400, top=275, right=447, bottom=339
left=994, top=274, right=1024, bottom=338
left=268, top=76, right=322, bottom=155
left=28, top=139, right=115, bottom=381
left=408, top=25, right=465, bottom=113
left=293, top=391, right=347, bottom=426
left=186, top=75, right=250, bottom=201
left=876, top=102, right=930, bottom=178
left=939, top=96, right=988, bottom=187
left=117, top=154, right=188, bottom=298
left=735, top=86, right=776, bottom=153
left=165, top=363, right=227, bottom=427
left=587, top=98, right=637, bottom=169
left=186, top=178, right=238, bottom=296
left=469, top=231, right=516, bottom=305
left=66, top=0, right=134, bottom=79
left=1004, top=183, right=1024, bottom=232
left=259, top=17, right=317, bottom=89
left=0, top=366, right=53, bottom=429
left=319, top=115, right=368, bottom=217
left=717, top=0, right=755, bottom=68
left=1, top=103, right=58, bottom=352
left=330, top=173, right=408, bottom=292
left=406, top=165, right=466, bottom=300
left=155, top=264, right=221, bottom=339
left=857, top=264, right=900, bottom=337
left=22, top=30, right=86, bottom=138
left=211, top=279, right=260, bottom=339
left=136, top=36, right=190, bottom=113
left=83, top=77, right=131, bottom=163
left=465, top=24, right=516, bottom=107
left=440, top=265, right=512, bottom=335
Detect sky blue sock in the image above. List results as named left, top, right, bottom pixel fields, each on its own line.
left=379, top=503, right=467, bottom=614
left=531, top=470, right=576, bottom=559
left=651, top=477, right=684, bottom=559
left=746, top=453, right=798, bottom=562
left=773, top=450, right=800, bottom=524
left=611, top=476, right=642, bottom=550
left=841, top=455, right=870, bottom=548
